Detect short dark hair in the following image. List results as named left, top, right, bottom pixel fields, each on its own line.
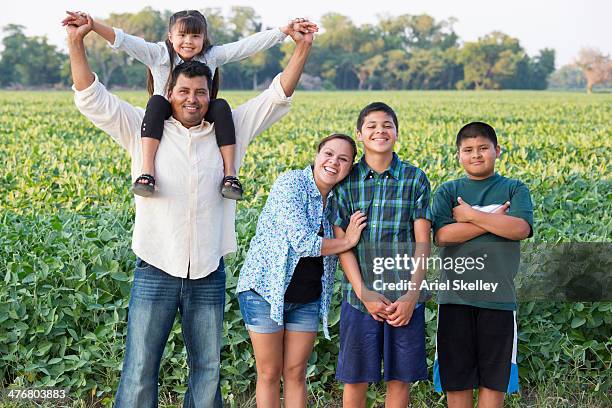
left=456, top=121, right=498, bottom=149
left=317, top=133, right=358, bottom=161
left=168, top=61, right=213, bottom=94
left=356, top=102, right=399, bottom=131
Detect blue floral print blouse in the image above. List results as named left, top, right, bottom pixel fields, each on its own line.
left=236, top=165, right=337, bottom=339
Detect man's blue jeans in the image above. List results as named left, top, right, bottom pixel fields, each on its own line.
left=114, top=258, right=225, bottom=408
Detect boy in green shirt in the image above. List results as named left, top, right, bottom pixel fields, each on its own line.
left=432, top=122, right=534, bottom=408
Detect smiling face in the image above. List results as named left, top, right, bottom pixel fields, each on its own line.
left=168, top=23, right=205, bottom=61
left=168, top=74, right=210, bottom=128
left=313, top=138, right=355, bottom=193
left=356, top=110, right=398, bottom=154
left=457, top=135, right=501, bottom=179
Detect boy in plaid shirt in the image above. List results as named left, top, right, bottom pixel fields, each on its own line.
left=331, top=102, right=431, bottom=407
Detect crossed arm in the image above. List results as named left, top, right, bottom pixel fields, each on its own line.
left=435, top=197, right=532, bottom=245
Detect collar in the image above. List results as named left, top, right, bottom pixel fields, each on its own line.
left=168, top=115, right=212, bottom=131
left=304, top=165, right=334, bottom=201
left=174, top=53, right=206, bottom=66
left=357, top=152, right=402, bottom=180
left=174, top=54, right=185, bottom=65
left=464, top=172, right=501, bottom=183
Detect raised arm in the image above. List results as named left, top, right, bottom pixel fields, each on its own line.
left=211, top=28, right=285, bottom=65
left=63, top=11, right=167, bottom=67
left=211, top=19, right=317, bottom=66
left=230, top=21, right=314, bottom=166
left=66, top=19, right=142, bottom=153
left=66, top=15, right=95, bottom=90
left=63, top=11, right=115, bottom=43
left=278, top=21, right=314, bottom=97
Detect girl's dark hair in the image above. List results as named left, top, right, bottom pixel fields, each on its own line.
left=317, top=133, right=358, bottom=162
left=146, top=10, right=218, bottom=97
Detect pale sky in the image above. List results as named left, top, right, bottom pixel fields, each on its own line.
left=2, top=0, right=611, bottom=67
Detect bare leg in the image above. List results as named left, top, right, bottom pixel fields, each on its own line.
left=140, top=138, right=160, bottom=180
left=477, top=387, right=504, bottom=408
left=447, top=390, right=473, bottom=408
left=343, top=383, right=368, bottom=408
left=282, top=330, right=317, bottom=408
left=385, top=380, right=409, bottom=408
left=249, top=330, right=284, bottom=408
left=219, top=144, right=236, bottom=177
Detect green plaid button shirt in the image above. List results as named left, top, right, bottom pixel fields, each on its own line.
left=330, top=153, right=432, bottom=313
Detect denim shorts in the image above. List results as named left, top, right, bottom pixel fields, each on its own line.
left=238, top=289, right=320, bottom=334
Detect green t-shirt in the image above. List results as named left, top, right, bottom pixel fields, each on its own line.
left=431, top=173, right=534, bottom=310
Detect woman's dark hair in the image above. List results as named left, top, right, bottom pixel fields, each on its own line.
left=456, top=121, right=498, bottom=149
left=317, top=133, right=358, bottom=162
left=146, top=10, right=218, bottom=97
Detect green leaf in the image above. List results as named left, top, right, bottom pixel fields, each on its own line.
left=571, top=316, right=586, bottom=328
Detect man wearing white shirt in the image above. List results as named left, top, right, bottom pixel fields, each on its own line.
left=66, top=16, right=313, bottom=408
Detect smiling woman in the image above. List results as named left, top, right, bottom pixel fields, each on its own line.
left=234, top=133, right=366, bottom=407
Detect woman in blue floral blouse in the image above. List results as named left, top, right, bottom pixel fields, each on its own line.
left=236, top=133, right=366, bottom=407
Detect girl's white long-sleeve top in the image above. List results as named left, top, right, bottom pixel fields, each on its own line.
left=109, top=27, right=287, bottom=96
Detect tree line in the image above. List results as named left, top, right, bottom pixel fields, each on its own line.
left=0, top=6, right=610, bottom=91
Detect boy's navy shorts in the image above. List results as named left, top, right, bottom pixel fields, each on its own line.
left=433, top=304, right=519, bottom=393
left=336, top=300, right=428, bottom=384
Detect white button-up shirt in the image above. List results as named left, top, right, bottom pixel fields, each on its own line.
left=73, top=73, right=291, bottom=278
left=110, top=27, right=287, bottom=96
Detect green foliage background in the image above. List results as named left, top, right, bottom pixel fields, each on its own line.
left=1, top=90, right=611, bottom=406
left=0, top=7, right=559, bottom=91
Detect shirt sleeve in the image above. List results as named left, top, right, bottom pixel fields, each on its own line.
left=507, top=181, right=534, bottom=238
left=329, top=182, right=352, bottom=230
left=108, top=27, right=168, bottom=67
left=206, top=28, right=287, bottom=66
left=268, top=172, right=322, bottom=257
left=72, top=73, right=142, bottom=155
left=412, top=170, right=432, bottom=221
left=231, top=73, right=291, bottom=167
left=431, top=183, right=456, bottom=234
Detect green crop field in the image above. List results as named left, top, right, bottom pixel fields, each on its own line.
left=1, top=89, right=611, bottom=407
